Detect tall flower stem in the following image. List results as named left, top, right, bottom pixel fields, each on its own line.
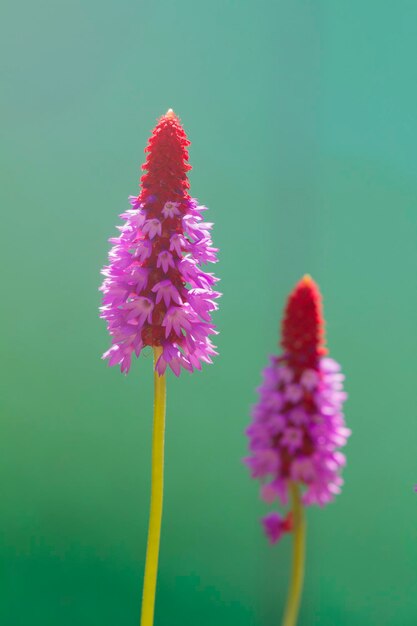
left=140, top=346, right=166, bottom=626
left=282, top=482, right=306, bottom=626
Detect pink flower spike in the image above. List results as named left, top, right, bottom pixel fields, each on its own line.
left=100, top=111, right=220, bottom=375
left=244, top=276, right=350, bottom=524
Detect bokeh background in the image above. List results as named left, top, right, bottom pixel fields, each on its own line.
left=1, top=1, right=417, bottom=624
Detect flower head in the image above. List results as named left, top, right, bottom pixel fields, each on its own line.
left=244, top=276, right=350, bottom=542
left=100, top=110, right=220, bottom=375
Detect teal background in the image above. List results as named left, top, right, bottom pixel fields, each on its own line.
left=1, top=1, right=417, bottom=624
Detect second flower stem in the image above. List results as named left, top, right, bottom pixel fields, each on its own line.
left=140, top=347, right=166, bottom=626
left=282, top=482, right=306, bottom=626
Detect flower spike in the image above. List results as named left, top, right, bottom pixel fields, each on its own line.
left=100, top=110, right=220, bottom=376
left=245, top=276, right=349, bottom=517
left=244, top=276, right=350, bottom=626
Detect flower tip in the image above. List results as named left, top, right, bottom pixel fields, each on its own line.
left=296, top=273, right=318, bottom=292
left=301, top=273, right=313, bottom=285
left=165, top=108, right=176, bottom=119
left=282, top=274, right=326, bottom=362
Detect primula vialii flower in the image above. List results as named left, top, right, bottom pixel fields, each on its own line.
left=245, top=276, right=350, bottom=544
left=99, top=111, right=220, bottom=626
left=100, top=109, right=220, bottom=375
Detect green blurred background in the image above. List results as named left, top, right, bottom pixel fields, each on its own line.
left=1, top=1, right=417, bottom=624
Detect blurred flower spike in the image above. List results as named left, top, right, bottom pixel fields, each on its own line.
left=100, top=110, right=220, bottom=375
left=245, top=276, right=350, bottom=544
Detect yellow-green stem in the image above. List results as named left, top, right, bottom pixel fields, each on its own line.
left=282, top=482, right=306, bottom=626
left=140, top=347, right=166, bottom=626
